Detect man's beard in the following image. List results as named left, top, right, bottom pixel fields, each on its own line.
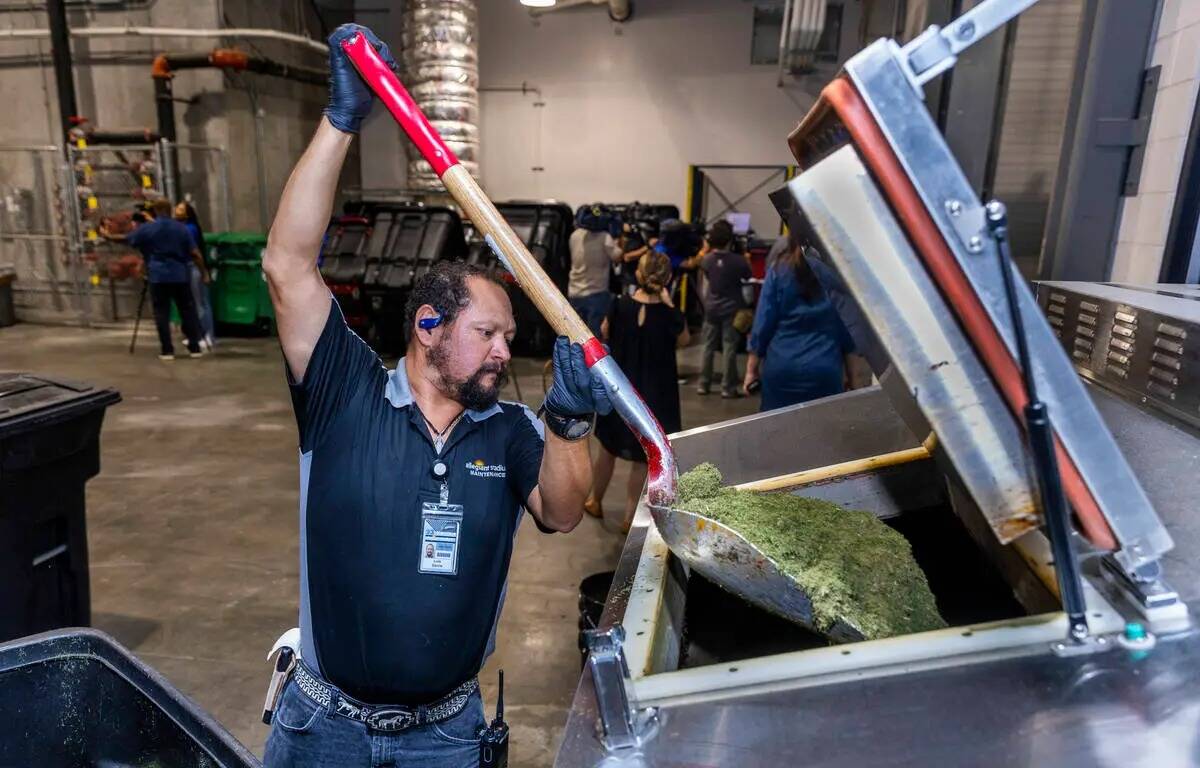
left=429, top=340, right=509, bottom=411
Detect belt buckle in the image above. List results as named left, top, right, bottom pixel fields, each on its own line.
left=366, top=707, right=417, bottom=732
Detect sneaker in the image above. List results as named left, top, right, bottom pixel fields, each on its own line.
left=189, top=350, right=204, bottom=359
left=696, top=384, right=711, bottom=396
left=721, top=389, right=743, bottom=399
left=158, top=354, right=175, bottom=362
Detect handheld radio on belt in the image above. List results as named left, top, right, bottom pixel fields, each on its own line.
left=479, top=669, right=509, bottom=767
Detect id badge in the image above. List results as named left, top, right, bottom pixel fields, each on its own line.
left=419, top=502, right=464, bottom=576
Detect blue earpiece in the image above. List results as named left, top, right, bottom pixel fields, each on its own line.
left=418, top=315, right=442, bottom=330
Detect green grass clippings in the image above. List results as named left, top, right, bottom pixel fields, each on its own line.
left=676, top=463, right=946, bottom=640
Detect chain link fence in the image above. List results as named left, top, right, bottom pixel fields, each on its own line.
left=0, top=145, right=85, bottom=324
left=0, top=141, right=231, bottom=325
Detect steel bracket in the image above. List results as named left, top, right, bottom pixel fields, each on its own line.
left=942, top=197, right=989, bottom=255
left=1120, top=65, right=1161, bottom=197
left=1101, top=555, right=1184, bottom=613
left=585, top=625, right=658, bottom=753
left=1051, top=633, right=1112, bottom=658
left=895, top=0, right=1040, bottom=92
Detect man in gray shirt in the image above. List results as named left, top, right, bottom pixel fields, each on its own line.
left=697, top=220, right=751, bottom=397
left=568, top=222, right=621, bottom=336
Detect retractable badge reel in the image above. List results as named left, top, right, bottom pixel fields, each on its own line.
left=419, top=459, right=463, bottom=576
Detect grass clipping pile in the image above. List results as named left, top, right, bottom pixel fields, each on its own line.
left=677, top=463, right=945, bottom=640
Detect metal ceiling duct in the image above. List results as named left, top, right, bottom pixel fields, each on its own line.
left=402, top=0, right=479, bottom=192
left=780, top=0, right=828, bottom=74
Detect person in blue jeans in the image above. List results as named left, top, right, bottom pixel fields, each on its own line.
left=175, top=201, right=217, bottom=348
left=744, top=230, right=854, bottom=411
left=103, top=198, right=209, bottom=360
left=259, top=24, right=611, bottom=768
left=567, top=210, right=621, bottom=336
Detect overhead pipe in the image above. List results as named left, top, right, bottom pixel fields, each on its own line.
left=528, top=0, right=632, bottom=22
left=780, top=0, right=827, bottom=74
left=776, top=0, right=795, bottom=87
left=0, top=25, right=329, bottom=55
left=82, top=128, right=160, bottom=144
left=151, top=48, right=325, bottom=194
left=151, top=49, right=325, bottom=87
left=45, top=0, right=79, bottom=138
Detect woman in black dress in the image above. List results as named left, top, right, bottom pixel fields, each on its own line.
left=584, top=250, right=690, bottom=532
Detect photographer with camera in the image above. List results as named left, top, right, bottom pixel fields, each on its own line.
left=568, top=204, right=623, bottom=336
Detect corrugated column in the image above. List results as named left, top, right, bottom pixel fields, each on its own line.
left=402, top=0, right=479, bottom=192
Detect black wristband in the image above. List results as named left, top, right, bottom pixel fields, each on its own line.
left=539, top=405, right=596, bottom=441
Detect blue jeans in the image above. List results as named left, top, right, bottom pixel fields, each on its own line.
left=263, top=678, right=486, bottom=768
left=569, top=291, right=612, bottom=338
left=189, top=264, right=215, bottom=341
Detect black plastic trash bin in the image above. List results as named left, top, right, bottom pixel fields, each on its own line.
left=362, top=203, right=467, bottom=355
left=319, top=214, right=373, bottom=336
left=496, top=202, right=574, bottom=358
left=0, top=628, right=259, bottom=767
left=0, top=374, right=120, bottom=643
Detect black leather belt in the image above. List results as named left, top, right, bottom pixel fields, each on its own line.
left=292, top=660, right=478, bottom=733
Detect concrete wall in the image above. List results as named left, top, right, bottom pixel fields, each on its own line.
left=355, top=2, right=407, bottom=195
left=1111, top=0, right=1200, bottom=283
left=0, top=0, right=337, bottom=322
left=988, top=0, right=1083, bottom=271
left=220, top=0, right=335, bottom=232
left=475, top=0, right=817, bottom=213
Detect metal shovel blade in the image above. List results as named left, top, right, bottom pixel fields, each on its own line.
left=650, top=504, right=866, bottom=643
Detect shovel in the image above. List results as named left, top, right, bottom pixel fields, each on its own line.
left=340, top=32, right=677, bottom=506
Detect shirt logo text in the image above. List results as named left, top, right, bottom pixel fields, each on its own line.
left=466, top=459, right=506, bottom=479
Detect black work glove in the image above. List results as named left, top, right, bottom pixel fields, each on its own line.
left=325, top=23, right=397, bottom=134
left=543, top=337, right=614, bottom=417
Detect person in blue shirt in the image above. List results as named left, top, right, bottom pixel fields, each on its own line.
left=744, top=230, right=854, bottom=411
left=257, top=25, right=612, bottom=768
left=103, top=198, right=209, bottom=360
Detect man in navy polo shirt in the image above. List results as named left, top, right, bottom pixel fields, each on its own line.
left=259, top=25, right=610, bottom=768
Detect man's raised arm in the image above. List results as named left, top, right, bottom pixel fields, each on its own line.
left=262, top=24, right=396, bottom=382
left=263, top=119, right=351, bottom=381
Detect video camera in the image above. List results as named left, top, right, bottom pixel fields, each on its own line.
left=574, top=203, right=623, bottom=237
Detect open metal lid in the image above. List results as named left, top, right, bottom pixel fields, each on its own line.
left=776, top=0, right=1172, bottom=577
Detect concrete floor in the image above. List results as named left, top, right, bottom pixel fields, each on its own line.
left=0, top=320, right=758, bottom=766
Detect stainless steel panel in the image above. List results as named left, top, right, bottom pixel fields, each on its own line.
left=556, top=369, right=1200, bottom=767
left=668, top=386, right=918, bottom=486
left=1087, top=384, right=1200, bottom=605
left=791, top=459, right=944, bottom=518
left=790, top=146, right=1038, bottom=541
left=844, top=42, right=1170, bottom=570
left=557, top=628, right=1200, bottom=767
left=1038, top=282, right=1200, bottom=431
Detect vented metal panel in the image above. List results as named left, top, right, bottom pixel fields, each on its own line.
left=1039, top=281, right=1200, bottom=431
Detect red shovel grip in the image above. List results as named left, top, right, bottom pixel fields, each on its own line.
left=339, top=32, right=458, bottom=177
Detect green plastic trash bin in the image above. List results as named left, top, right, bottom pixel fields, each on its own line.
left=207, top=232, right=274, bottom=333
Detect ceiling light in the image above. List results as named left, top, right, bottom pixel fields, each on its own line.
left=520, top=0, right=556, bottom=7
